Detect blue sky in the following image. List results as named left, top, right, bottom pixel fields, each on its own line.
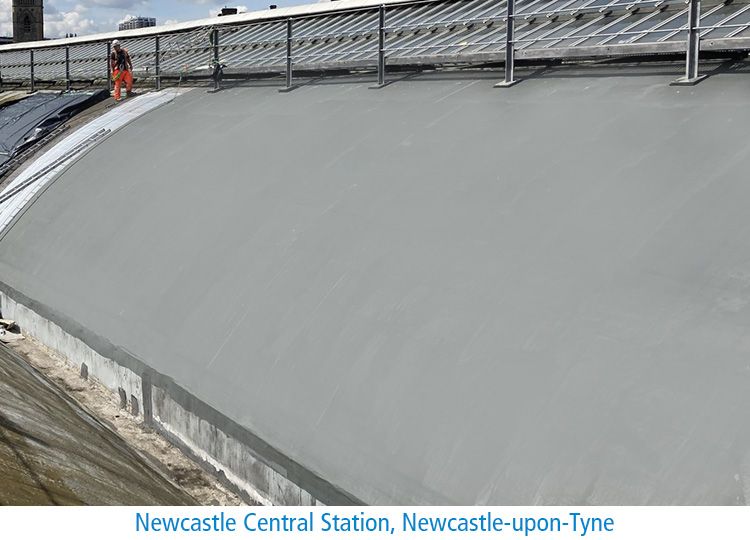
left=0, top=0, right=307, bottom=38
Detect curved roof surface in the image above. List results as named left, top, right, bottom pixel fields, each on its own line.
left=1, top=65, right=750, bottom=504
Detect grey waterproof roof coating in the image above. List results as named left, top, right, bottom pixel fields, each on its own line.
left=2, top=68, right=750, bottom=504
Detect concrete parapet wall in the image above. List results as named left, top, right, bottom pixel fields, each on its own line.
left=0, top=288, right=341, bottom=506
left=1, top=291, right=144, bottom=415
left=151, top=386, right=319, bottom=506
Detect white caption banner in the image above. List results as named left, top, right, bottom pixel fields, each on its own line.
left=1, top=506, right=746, bottom=540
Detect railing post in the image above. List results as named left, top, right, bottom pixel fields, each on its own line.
left=279, top=18, right=297, bottom=92
left=286, top=19, right=293, bottom=87
left=107, top=42, right=112, bottom=93
left=495, top=0, right=520, bottom=87
left=155, top=36, right=161, bottom=91
left=212, top=28, right=219, bottom=66
left=65, top=46, right=71, bottom=91
left=213, top=29, right=220, bottom=91
left=209, top=29, right=223, bottom=93
left=671, top=0, right=707, bottom=85
left=687, top=0, right=700, bottom=80
left=29, top=49, right=35, bottom=93
left=378, top=5, right=387, bottom=86
left=369, top=5, right=391, bottom=90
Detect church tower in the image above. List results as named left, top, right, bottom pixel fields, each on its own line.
left=13, top=0, right=44, bottom=43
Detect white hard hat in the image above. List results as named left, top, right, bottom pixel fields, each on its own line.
left=112, top=39, right=121, bottom=47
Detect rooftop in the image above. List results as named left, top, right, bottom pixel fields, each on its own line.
left=1, top=64, right=749, bottom=504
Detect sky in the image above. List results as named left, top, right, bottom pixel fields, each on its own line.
left=0, top=0, right=309, bottom=39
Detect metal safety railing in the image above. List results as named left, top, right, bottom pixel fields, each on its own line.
left=498, top=0, right=750, bottom=85
left=0, top=0, right=749, bottom=91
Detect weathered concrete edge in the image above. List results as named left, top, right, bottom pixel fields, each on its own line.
left=0, top=339, right=198, bottom=504
left=0, top=280, right=364, bottom=506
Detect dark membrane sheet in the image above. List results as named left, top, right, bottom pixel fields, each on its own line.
left=0, top=90, right=108, bottom=168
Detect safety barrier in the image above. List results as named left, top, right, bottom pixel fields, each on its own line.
left=0, top=0, right=748, bottom=90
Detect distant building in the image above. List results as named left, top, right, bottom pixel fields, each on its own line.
left=218, top=8, right=239, bottom=16
left=12, top=0, right=44, bottom=43
left=119, top=16, right=157, bottom=31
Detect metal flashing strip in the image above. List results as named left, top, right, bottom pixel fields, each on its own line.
left=0, top=89, right=191, bottom=237
left=0, top=129, right=110, bottom=206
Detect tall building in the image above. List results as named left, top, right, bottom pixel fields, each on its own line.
left=12, top=0, right=44, bottom=43
left=119, top=16, right=156, bottom=31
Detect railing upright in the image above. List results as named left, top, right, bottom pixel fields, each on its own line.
left=107, top=42, right=112, bottom=93
left=65, top=46, right=71, bottom=91
left=496, top=0, right=520, bottom=87
left=212, top=29, right=221, bottom=91
left=29, top=49, right=35, bottom=93
left=155, top=36, right=161, bottom=91
left=672, top=0, right=707, bottom=85
left=280, top=18, right=297, bottom=92
left=377, top=5, right=387, bottom=87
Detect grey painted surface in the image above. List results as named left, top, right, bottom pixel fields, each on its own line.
left=2, top=65, right=750, bottom=504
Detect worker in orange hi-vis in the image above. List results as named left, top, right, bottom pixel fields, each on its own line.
left=110, top=39, right=134, bottom=101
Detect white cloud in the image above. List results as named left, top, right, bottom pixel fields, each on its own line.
left=118, top=13, right=137, bottom=24
left=0, top=0, right=110, bottom=39
left=86, top=0, right=148, bottom=8
left=45, top=4, right=103, bottom=38
left=0, top=0, right=288, bottom=40
left=0, top=0, right=12, bottom=38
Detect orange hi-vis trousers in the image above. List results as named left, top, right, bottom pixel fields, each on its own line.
left=113, top=69, right=133, bottom=100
